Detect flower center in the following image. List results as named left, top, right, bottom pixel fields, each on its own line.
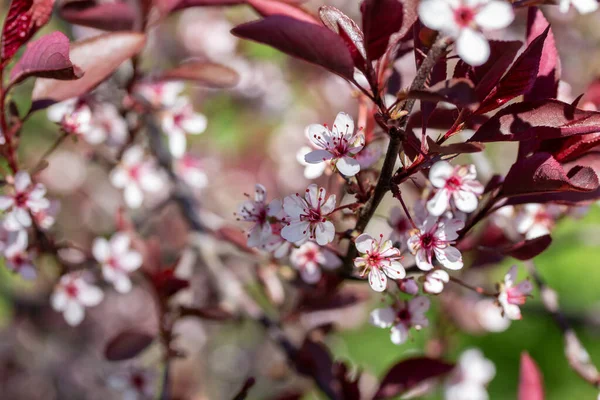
left=302, top=208, right=323, bottom=223
left=14, top=191, right=28, bottom=207
left=506, top=287, right=527, bottom=305
left=131, top=373, right=145, bottom=390
left=420, top=233, right=435, bottom=249
left=446, top=176, right=462, bottom=191
left=454, top=6, right=475, bottom=27
left=397, top=308, right=411, bottom=322
left=65, top=282, right=79, bottom=298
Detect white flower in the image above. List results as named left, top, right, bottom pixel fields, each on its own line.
left=0, top=171, right=50, bottom=231
left=109, top=146, right=164, bottom=209
left=281, top=184, right=336, bottom=246
left=47, top=98, right=95, bottom=141
left=108, top=367, right=156, bottom=400
left=427, top=161, right=484, bottom=216
left=32, top=200, right=60, bottom=230
left=51, top=273, right=104, bottom=326
left=135, top=81, right=185, bottom=108
left=497, top=265, right=532, bottom=320
left=236, top=184, right=282, bottom=247
left=515, top=204, right=558, bottom=240
left=2, top=229, right=36, bottom=280
left=296, top=146, right=326, bottom=180
left=160, top=97, right=207, bottom=158
left=304, top=112, right=365, bottom=177
left=424, top=269, right=450, bottom=294
left=89, top=102, right=128, bottom=146
left=418, top=0, right=514, bottom=66
left=354, top=233, right=405, bottom=292
left=559, top=0, right=598, bottom=13
left=369, top=296, right=430, bottom=345
left=93, top=232, right=143, bottom=293
left=290, top=242, right=341, bottom=284
left=174, top=153, right=208, bottom=189
left=445, top=348, right=496, bottom=400
left=407, top=217, right=464, bottom=271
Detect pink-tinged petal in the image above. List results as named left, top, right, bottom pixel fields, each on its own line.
left=390, top=323, right=408, bottom=345
left=14, top=171, right=32, bottom=192
left=121, top=252, right=143, bottom=271
left=453, top=190, right=479, bottom=213
left=254, top=184, right=267, bottom=203
left=122, top=145, right=144, bottom=166
left=368, top=267, right=387, bottom=292
left=138, top=168, right=163, bottom=192
left=332, top=112, right=354, bottom=139
left=283, top=196, right=306, bottom=219
left=422, top=217, right=438, bottom=234
left=124, top=184, right=144, bottom=208
left=281, top=221, right=310, bottom=243
left=109, top=167, right=129, bottom=189
left=103, top=265, right=119, bottom=282
left=427, top=188, right=451, bottom=216
left=516, top=280, right=533, bottom=295
left=434, top=246, right=463, bottom=270
left=314, top=221, right=335, bottom=245
left=181, top=113, right=207, bottom=134
left=64, top=300, right=85, bottom=326
left=355, top=233, right=375, bottom=254
left=418, top=0, right=457, bottom=33
left=110, top=232, right=131, bottom=255
left=456, top=28, right=490, bottom=66
left=305, top=184, right=320, bottom=208
left=415, top=249, right=434, bottom=271
left=247, top=224, right=265, bottom=247
left=92, top=238, right=110, bottom=263
left=304, top=149, right=333, bottom=164
left=474, top=0, right=514, bottom=30
left=321, top=249, right=342, bottom=269
left=51, top=290, right=68, bottom=311
left=525, top=224, right=550, bottom=240
left=321, top=194, right=336, bottom=214
left=369, top=307, right=395, bottom=328
left=306, top=124, right=330, bottom=149
left=382, top=261, right=406, bottom=280
left=47, top=99, right=75, bottom=122
left=440, top=218, right=464, bottom=241
left=409, top=295, right=431, bottom=315
left=300, top=263, right=322, bottom=284
left=79, top=285, right=104, bottom=306
left=463, top=179, right=485, bottom=194
left=113, top=273, right=133, bottom=293
left=0, top=196, right=14, bottom=210
left=429, top=161, right=454, bottom=188
left=3, top=212, right=23, bottom=231
left=505, top=265, right=518, bottom=287
left=504, top=302, right=522, bottom=320
left=28, top=183, right=47, bottom=199
left=168, top=132, right=187, bottom=159
left=267, top=198, right=282, bottom=217
left=15, top=208, right=32, bottom=227
left=336, top=156, right=360, bottom=177
left=407, top=234, right=421, bottom=253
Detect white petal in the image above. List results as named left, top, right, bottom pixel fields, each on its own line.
left=434, top=246, right=463, bottom=269
left=355, top=234, right=375, bottom=254
left=181, top=113, right=207, bottom=134
left=453, top=190, right=479, bottom=213
left=504, top=265, right=518, bottom=287
left=306, top=124, right=330, bottom=148
left=113, top=273, right=133, bottom=293
left=267, top=198, right=282, bottom=217
left=382, top=261, right=406, bottom=280
left=305, top=184, right=320, bottom=209
left=429, top=161, right=454, bottom=188
left=109, top=167, right=129, bottom=189
left=336, top=156, right=361, bottom=176
left=79, top=285, right=104, bottom=306
left=427, top=188, right=451, bottom=216
left=168, top=132, right=187, bottom=158
left=457, top=28, right=490, bottom=66
left=64, top=301, right=85, bottom=326
left=281, top=221, right=310, bottom=243
left=314, top=221, right=335, bottom=245
left=304, top=149, right=333, bottom=164
left=304, top=162, right=327, bottom=180
left=122, top=145, right=144, bottom=165
left=14, top=171, right=31, bottom=192
left=124, top=184, right=144, bottom=208
left=51, top=290, right=68, bottom=311
left=321, top=194, right=336, bottom=214
left=525, top=224, right=550, bottom=240
left=475, top=0, right=514, bottom=30
left=139, top=170, right=164, bottom=192
left=415, top=249, right=434, bottom=271
left=92, top=238, right=110, bottom=262
left=572, top=0, right=599, bottom=13
left=15, top=208, right=32, bottom=227
left=390, top=323, right=408, bottom=345
left=300, top=263, right=322, bottom=284
left=418, top=0, right=458, bottom=33
left=332, top=112, right=355, bottom=139
left=120, top=252, right=143, bottom=271
left=369, top=307, right=396, bottom=328
left=282, top=196, right=306, bottom=219
left=0, top=196, right=14, bottom=210
left=321, top=249, right=342, bottom=269
left=110, top=232, right=131, bottom=255
left=368, top=267, right=387, bottom=292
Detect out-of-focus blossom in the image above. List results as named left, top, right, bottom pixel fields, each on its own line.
left=354, top=233, right=405, bottom=292
left=2, top=229, right=36, bottom=280
left=51, top=273, right=104, bottom=326
left=236, top=184, right=282, bottom=247
left=475, top=298, right=511, bottom=332
left=174, top=153, right=208, bottom=189
left=89, top=102, right=129, bottom=147
left=135, top=81, right=185, bottom=109
left=109, top=146, right=165, bottom=209
left=559, top=0, right=598, bottom=13
left=418, top=0, right=514, bottom=66
left=296, top=146, right=327, bottom=180
left=33, top=200, right=60, bottom=230
left=0, top=171, right=50, bottom=231
left=515, top=204, right=559, bottom=239
left=424, top=269, right=450, bottom=294
left=304, top=112, right=364, bottom=177
left=108, top=367, right=156, bottom=400
left=427, top=161, right=484, bottom=216
left=408, top=217, right=464, bottom=271
left=47, top=98, right=96, bottom=142
left=369, top=296, right=430, bottom=345
left=177, top=10, right=238, bottom=60
left=355, top=142, right=383, bottom=169
left=260, top=223, right=291, bottom=258
left=160, top=97, right=207, bottom=158
left=93, top=232, right=143, bottom=293
left=281, top=184, right=336, bottom=246
left=497, top=266, right=533, bottom=320
left=290, top=242, right=341, bottom=283
left=445, top=348, right=496, bottom=400
left=388, top=206, right=413, bottom=246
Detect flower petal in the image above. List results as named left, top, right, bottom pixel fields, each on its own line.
left=453, top=190, right=479, bottom=213
left=368, top=267, right=387, bottom=292
left=92, top=238, right=110, bottom=262
left=304, top=149, right=333, bottom=164
left=355, top=233, right=375, bottom=254
left=429, top=161, right=454, bottom=188
left=281, top=221, right=310, bottom=244
left=434, top=245, right=463, bottom=270
left=383, top=261, right=406, bottom=280
left=390, top=323, right=408, bottom=345
left=418, top=0, right=457, bottom=33
left=456, top=28, right=490, bottom=66
left=336, top=156, right=361, bottom=176
left=332, top=112, right=354, bottom=139
left=474, top=0, right=514, bottom=30
left=315, top=221, right=335, bottom=245
left=427, top=188, right=451, bottom=216
left=369, top=306, right=396, bottom=328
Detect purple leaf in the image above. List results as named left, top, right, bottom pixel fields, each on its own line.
left=374, top=357, right=454, bottom=399
left=105, top=330, right=154, bottom=361
left=319, top=6, right=367, bottom=67
left=156, top=61, right=239, bottom=88
left=504, top=235, right=552, bottom=260
left=426, top=137, right=485, bottom=155
left=247, top=0, right=318, bottom=25
left=231, top=15, right=355, bottom=80
left=58, top=0, right=136, bottom=31
left=361, top=0, right=404, bottom=61
left=518, top=353, right=545, bottom=400
left=10, top=31, right=83, bottom=85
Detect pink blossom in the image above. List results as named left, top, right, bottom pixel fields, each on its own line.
left=388, top=206, right=414, bottom=246
left=0, top=171, right=50, bottom=231
left=423, top=269, right=450, bottom=294
left=290, top=242, right=341, bottom=284
left=51, top=273, right=104, bottom=326
left=88, top=102, right=129, bottom=147
left=304, top=112, right=365, bottom=177
left=93, top=232, right=143, bottom=293
left=407, top=217, right=464, bottom=271
left=369, top=296, right=430, bottom=345
left=354, top=233, right=405, bottom=292
left=427, top=161, right=484, bottom=216
left=160, top=97, right=207, bottom=158
left=236, top=184, right=282, bottom=247
left=281, top=184, right=336, bottom=246
left=174, top=153, right=208, bottom=189
left=2, top=228, right=36, bottom=280
left=135, top=81, right=185, bottom=109
left=515, top=204, right=559, bottom=239
left=497, top=266, right=533, bottom=320
left=47, top=98, right=95, bottom=142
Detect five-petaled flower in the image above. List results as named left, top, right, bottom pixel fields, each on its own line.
left=354, top=233, right=405, bottom=292
left=418, top=0, right=514, bottom=66
left=427, top=161, right=484, bottom=216
left=497, top=266, right=532, bottom=320
left=281, top=184, right=336, bottom=246
left=407, top=217, right=464, bottom=271
left=290, top=241, right=341, bottom=283
left=160, top=97, right=207, bottom=158
left=51, top=273, right=104, bottom=326
left=0, top=171, right=50, bottom=231
left=304, top=112, right=365, bottom=177
left=1, top=228, right=36, bottom=280
left=93, top=232, right=143, bottom=293
left=369, top=296, right=430, bottom=345
left=236, top=184, right=282, bottom=247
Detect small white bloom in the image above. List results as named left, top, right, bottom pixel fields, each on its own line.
left=93, top=232, right=143, bottom=293
left=160, top=97, right=207, bottom=158
left=445, top=348, right=496, bottom=400
left=424, top=269, right=450, bottom=294
left=418, top=0, right=514, bottom=66
left=427, top=161, right=484, bottom=216
left=174, top=153, right=208, bottom=189
left=51, top=273, right=104, bottom=326
left=559, top=0, right=598, bottom=13
left=236, top=184, right=282, bottom=247
left=0, top=171, right=51, bottom=231
left=290, top=242, right=341, bottom=284
left=369, top=296, right=430, bottom=345
left=515, top=204, right=558, bottom=239
left=47, top=98, right=95, bottom=142
left=497, top=266, right=533, bottom=320
left=354, top=233, right=405, bottom=292
left=407, top=216, right=464, bottom=271
left=135, top=81, right=185, bottom=108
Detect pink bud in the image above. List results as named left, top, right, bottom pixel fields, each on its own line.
left=399, top=278, right=419, bottom=295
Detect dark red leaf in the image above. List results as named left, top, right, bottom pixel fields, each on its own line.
left=158, top=0, right=243, bottom=14
left=319, top=6, right=366, bottom=66
left=247, top=0, right=318, bottom=24
left=504, top=235, right=552, bottom=260
left=105, top=330, right=154, bottom=361
left=543, top=132, right=600, bottom=162
left=407, top=78, right=477, bottom=107
left=58, top=0, right=136, bottom=31
left=231, top=16, right=355, bottom=80
left=156, top=61, right=239, bottom=89
left=374, top=357, right=454, bottom=399
left=10, top=31, right=83, bottom=85
left=361, top=0, right=404, bottom=61
left=501, top=152, right=599, bottom=197
left=518, top=353, right=545, bottom=400
left=426, top=137, right=485, bottom=155
left=1, top=0, right=55, bottom=62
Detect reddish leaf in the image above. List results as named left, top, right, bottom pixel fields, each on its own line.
left=105, top=330, right=154, bottom=361
left=231, top=16, right=355, bottom=80
left=32, top=31, right=146, bottom=105
left=374, top=357, right=454, bottom=399
left=319, top=6, right=366, bottom=66
left=544, top=132, right=600, bottom=162
left=10, top=32, right=83, bottom=85
left=501, top=153, right=599, bottom=197
left=504, top=235, right=552, bottom=260
left=248, top=0, right=317, bottom=24
left=361, top=0, right=404, bottom=61
left=58, top=0, right=136, bottom=31
left=524, top=7, right=560, bottom=102
left=476, top=28, right=549, bottom=114
left=518, top=353, right=545, bottom=400
left=158, top=0, right=243, bottom=14
left=156, top=61, right=239, bottom=88
left=427, top=137, right=485, bottom=155
left=470, top=100, right=600, bottom=143
left=1, top=0, right=55, bottom=62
